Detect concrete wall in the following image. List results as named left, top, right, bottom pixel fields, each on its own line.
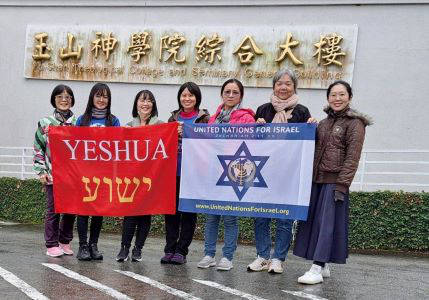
left=1, top=1, right=428, bottom=190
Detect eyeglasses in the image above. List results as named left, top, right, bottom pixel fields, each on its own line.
left=55, top=95, right=72, bottom=101
left=223, top=90, right=240, bottom=97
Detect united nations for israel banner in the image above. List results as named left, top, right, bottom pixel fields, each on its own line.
left=179, top=123, right=316, bottom=220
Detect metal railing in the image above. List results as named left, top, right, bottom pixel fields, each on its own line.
left=0, top=147, right=35, bottom=179
left=352, top=150, right=429, bottom=191
left=1, top=147, right=428, bottom=191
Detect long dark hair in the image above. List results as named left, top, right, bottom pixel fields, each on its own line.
left=132, top=90, right=158, bottom=121
left=50, top=84, right=75, bottom=108
left=80, top=83, right=116, bottom=126
left=177, top=82, right=202, bottom=111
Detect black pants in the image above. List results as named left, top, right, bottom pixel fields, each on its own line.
left=164, top=177, right=197, bottom=256
left=121, top=216, right=151, bottom=249
left=77, top=216, right=103, bottom=245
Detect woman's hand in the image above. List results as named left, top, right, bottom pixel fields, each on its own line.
left=177, top=121, right=183, bottom=136
left=256, top=118, right=266, bottom=124
left=307, top=117, right=318, bottom=124
left=39, top=174, right=52, bottom=185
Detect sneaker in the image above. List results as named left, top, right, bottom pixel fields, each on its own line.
left=76, top=244, right=91, bottom=261
left=268, top=258, right=284, bottom=274
left=298, top=264, right=323, bottom=284
left=322, top=264, right=330, bottom=278
left=197, top=256, right=216, bottom=269
left=89, top=243, right=103, bottom=260
left=160, top=253, right=174, bottom=264
left=247, top=256, right=270, bottom=272
left=46, top=246, right=64, bottom=257
left=216, top=257, right=233, bottom=271
left=116, top=245, right=129, bottom=262
left=170, top=253, right=187, bottom=265
left=131, top=247, right=142, bottom=262
left=59, top=243, right=73, bottom=255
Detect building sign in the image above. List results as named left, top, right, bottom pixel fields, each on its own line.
left=24, top=25, right=358, bottom=89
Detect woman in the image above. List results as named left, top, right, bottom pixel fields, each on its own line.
left=34, top=84, right=77, bottom=257
left=76, top=83, right=120, bottom=261
left=116, top=90, right=162, bottom=262
left=293, top=80, right=372, bottom=284
left=197, top=78, right=255, bottom=271
left=161, top=82, right=210, bottom=265
left=247, top=69, right=312, bottom=274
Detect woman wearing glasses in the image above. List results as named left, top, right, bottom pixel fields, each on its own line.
left=197, top=78, right=255, bottom=271
left=33, top=84, right=77, bottom=257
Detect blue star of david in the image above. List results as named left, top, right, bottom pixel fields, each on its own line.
left=216, top=141, right=269, bottom=200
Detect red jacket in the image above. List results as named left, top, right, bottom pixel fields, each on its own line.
left=208, top=104, right=255, bottom=124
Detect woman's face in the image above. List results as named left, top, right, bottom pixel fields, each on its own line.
left=137, top=94, right=153, bottom=116
left=328, top=84, right=351, bottom=112
left=93, top=89, right=109, bottom=110
left=222, top=82, right=242, bottom=109
left=273, top=74, right=295, bottom=100
left=180, top=88, right=197, bottom=112
left=55, top=90, right=72, bottom=112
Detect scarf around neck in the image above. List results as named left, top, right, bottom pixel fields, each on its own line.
left=271, top=93, right=298, bottom=123
left=92, top=108, right=107, bottom=119
left=215, top=103, right=241, bottom=124
left=54, top=109, right=73, bottom=124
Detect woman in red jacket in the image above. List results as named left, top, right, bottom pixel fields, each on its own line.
left=197, top=79, right=255, bottom=271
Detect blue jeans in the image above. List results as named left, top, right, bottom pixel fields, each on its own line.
left=204, top=214, right=238, bottom=261
left=254, top=217, right=293, bottom=261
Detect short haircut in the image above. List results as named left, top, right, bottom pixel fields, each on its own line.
left=272, top=69, right=298, bottom=93
left=326, top=80, right=353, bottom=99
left=132, top=90, right=158, bottom=119
left=50, top=84, right=75, bottom=108
left=220, top=78, right=244, bottom=100
left=177, top=82, right=202, bottom=110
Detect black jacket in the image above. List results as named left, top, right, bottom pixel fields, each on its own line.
left=255, top=103, right=311, bottom=123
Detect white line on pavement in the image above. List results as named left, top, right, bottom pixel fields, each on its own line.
left=282, top=290, right=329, bottom=300
left=0, top=266, right=49, bottom=300
left=42, top=263, right=132, bottom=300
left=115, top=270, right=202, bottom=300
left=193, top=279, right=267, bottom=300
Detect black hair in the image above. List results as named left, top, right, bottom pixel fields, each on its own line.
left=50, top=84, right=75, bottom=108
left=132, top=90, right=158, bottom=121
left=177, top=82, right=201, bottom=111
left=80, top=83, right=116, bottom=126
left=327, top=80, right=353, bottom=99
left=221, top=78, right=244, bottom=100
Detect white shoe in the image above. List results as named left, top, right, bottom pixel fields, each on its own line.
left=216, top=257, right=233, bottom=271
left=197, top=256, right=216, bottom=269
left=247, top=256, right=270, bottom=272
left=298, top=264, right=323, bottom=284
left=321, top=264, right=330, bottom=278
left=268, top=258, right=283, bottom=274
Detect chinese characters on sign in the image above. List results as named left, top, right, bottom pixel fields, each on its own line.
left=25, top=25, right=358, bottom=88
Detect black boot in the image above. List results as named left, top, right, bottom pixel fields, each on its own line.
left=77, top=243, right=91, bottom=261
left=89, top=243, right=103, bottom=260
left=116, top=245, right=129, bottom=262
left=131, top=246, right=142, bottom=262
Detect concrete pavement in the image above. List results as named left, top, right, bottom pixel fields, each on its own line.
left=0, top=223, right=428, bottom=299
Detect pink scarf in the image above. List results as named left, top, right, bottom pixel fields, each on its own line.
left=271, top=93, right=298, bottom=123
